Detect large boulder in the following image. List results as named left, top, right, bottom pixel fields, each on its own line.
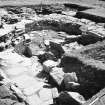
left=38, top=52, right=57, bottom=63
left=63, top=72, right=79, bottom=90
left=50, top=67, right=64, bottom=85
left=43, top=60, right=58, bottom=73
left=50, top=41, right=65, bottom=59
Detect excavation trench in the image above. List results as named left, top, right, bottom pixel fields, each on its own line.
left=24, top=17, right=105, bottom=103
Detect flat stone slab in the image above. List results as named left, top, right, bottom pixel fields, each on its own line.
left=5, top=66, right=28, bottom=78
left=11, top=74, right=44, bottom=91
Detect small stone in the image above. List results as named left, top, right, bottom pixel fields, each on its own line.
left=67, top=92, right=86, bottom=104
left=51, top=88, right=59, bottom=99
left=63, top=72, right=79, bottom=90
left=50, top=41, right=64, bottom=59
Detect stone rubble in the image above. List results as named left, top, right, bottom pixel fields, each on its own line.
left=1, top=4, right=105, bottom=105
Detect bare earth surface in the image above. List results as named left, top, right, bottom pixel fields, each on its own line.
left=0, top=0, right=105, bottom=8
